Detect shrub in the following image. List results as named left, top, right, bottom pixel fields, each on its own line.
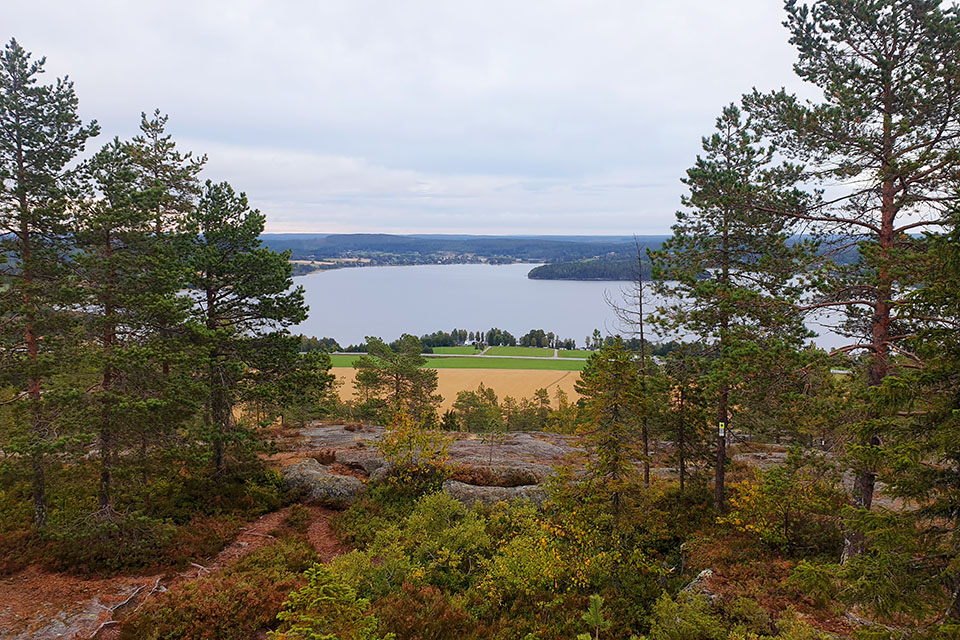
left=719, top=596, right=772, bottom=636
left=374, top=583, right=478, bottom=640
left=377, top=409, right=451, bottom=489
left=147, top=467, right=285, bottom=524
left=720, top=448, right=843, bottom=555
left=334, top=493, right=491, bottom=598
left=47, top=513, right=178, bottom=574
left=120, top=538, right=318, bottom=640
left=169, top=515, right=244, bottom=564
left=270, top=564, right=393, bottom=640
left=286, top=504, right=312, bottom=534
left=332, top=534, right=415, bottom=601
left=331, top=483, right=417, bottom=549
left=769, top=609, right=830, bottom=640
left=646, top=592, right=727, bottom=640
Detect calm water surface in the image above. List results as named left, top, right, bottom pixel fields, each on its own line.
left=292, top=263, right=845, bottom=349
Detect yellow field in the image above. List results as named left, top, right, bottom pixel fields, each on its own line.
left=331, top=367, right=581, bottom=411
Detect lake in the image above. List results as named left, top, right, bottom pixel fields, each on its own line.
left=293, top=263, right=846, bottom=349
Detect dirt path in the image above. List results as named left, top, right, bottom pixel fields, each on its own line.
left=305, top=506, right=350, bottom=563
left=0, top=506, right=348, bottom=640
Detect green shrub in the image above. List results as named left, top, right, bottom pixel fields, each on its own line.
left=720, top=596, right=772, bottom=636
left=47, top=514, right=178, bottom=574
left=270, top=564, right=393, bottom=640
left=646, top=592, right=727, bottom=640
left=332, top=532, right=415, bottom=601
left=147, top=467, right=285, bottom=524
left=285, top=504, right=312, bottom=534
left=331, top=483, right=439, bottom=549
left=401, top=493, right=493, bottom=591
left=120, top=538, right=318, bottom=640
left=720, top=448, right=843, bottom=556
left=331, top=485, right=409, bottom=549
left=769, top=610, right=829, bottom=640
left=44, top=512, right=242, bottom=575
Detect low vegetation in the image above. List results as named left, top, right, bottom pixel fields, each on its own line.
left=485, top=346, right=556, bottom=357
left=4, top=1, right=960, bottom=637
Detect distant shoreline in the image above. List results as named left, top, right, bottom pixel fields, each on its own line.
left=290, top=259, right=637, bottom=281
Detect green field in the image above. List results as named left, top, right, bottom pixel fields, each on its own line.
left=425, top=357, right=584, bottom=370
left=485, top=346, right=555, bottom=357
left=558, top=349, right=593, bottom=359
left=328, top=353, right=585, bottom=371
left=431, top=346, right=484, bottom=355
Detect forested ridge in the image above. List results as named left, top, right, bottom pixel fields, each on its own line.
left=3, top=1, right=960, bottom=639
left=263, top=233, right=654, bottom=267
left=527, top=258, right=652, bottom=281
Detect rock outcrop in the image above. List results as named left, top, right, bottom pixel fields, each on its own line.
left=442, top=480, right=547, bottom=507
left=282, top=458, right=363, bottom=507
left=681, top=568, right=717, bottom=604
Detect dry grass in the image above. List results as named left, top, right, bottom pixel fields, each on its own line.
left=330, top=367, right=581, bottom=411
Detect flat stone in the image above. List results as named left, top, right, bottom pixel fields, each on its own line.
left=442, top=480, right=547, bottom=508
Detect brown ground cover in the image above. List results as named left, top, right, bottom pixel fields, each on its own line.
left=0, top=506, right=347, bottom=640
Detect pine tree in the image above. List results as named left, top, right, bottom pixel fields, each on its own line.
left=575, top=339, right=643, bottom=532
left=183, top=180, right=307, bottom=470
left=659, top=345, right=712, bottom=496
left=574, top=339, right=644, bottom=588
left=353, top=334, right=441, bottom=424
left=746, top=0, right=960, bottom=558
left=0, top=39, right=98, bottom=528
left=874, top=208, right=960, bottom=621
left=649, top=104, right=810, bottom=510
left=74, top=138, right=187, bottom=512
left=128, top=109, right=205, bottom=235
left=275, top=351, right=336, bottom=428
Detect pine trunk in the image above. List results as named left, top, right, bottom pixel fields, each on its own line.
left=715, top=386, right=728, bottom=511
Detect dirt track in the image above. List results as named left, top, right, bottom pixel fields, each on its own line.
left=0, top=507, right=346, bottom=640
left=331, top=367, right=581, bottom=411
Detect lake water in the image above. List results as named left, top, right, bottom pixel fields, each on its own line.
left=292, top=263, right=846, bottom=349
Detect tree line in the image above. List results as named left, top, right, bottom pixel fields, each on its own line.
left=597, top=0, right=960, bottom=623
left=0, top=38, right=334, bottom=552
left=333, top=327, right=581, bottom=352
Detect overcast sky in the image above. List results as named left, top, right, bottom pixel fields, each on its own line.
left=10, top=1, right=813, bottom=235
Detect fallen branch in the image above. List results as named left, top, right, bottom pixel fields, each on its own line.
left=110, top=585, right=144, bottom=612
left=89, top=620, right=119, bottom=639
left=240, top=531, right=275, bottom=539
left=133, top=576, right=165, bottom=613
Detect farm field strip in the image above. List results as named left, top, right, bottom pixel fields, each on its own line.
left=484, top=346, right=556, bottom=357
left=424, top=356, right=584, bottom=370
left=431, top=346, right=485, bottom=355
left=328, top=353, right=588, bottom=370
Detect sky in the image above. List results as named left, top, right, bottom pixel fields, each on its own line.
left=10, top=1, right=814, bottom=235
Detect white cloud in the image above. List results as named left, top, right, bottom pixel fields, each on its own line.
left=12, top=0, right=812, bottom=234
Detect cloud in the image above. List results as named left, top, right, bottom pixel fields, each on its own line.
left=12, top=0, right=811, bottom=234
left=194, top=141, right=678, bottom=233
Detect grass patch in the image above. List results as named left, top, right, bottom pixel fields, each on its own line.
left=431, top=346, right=483, bottom=355
left=329, top=353, right=585, bottom=370
left=558, top=349, right=592, bottom=359
left=485, top=346, right=555, bottom=357
left=423, top=357, right=585, bottom=371
left=329, top=354, right=362, bottom=367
